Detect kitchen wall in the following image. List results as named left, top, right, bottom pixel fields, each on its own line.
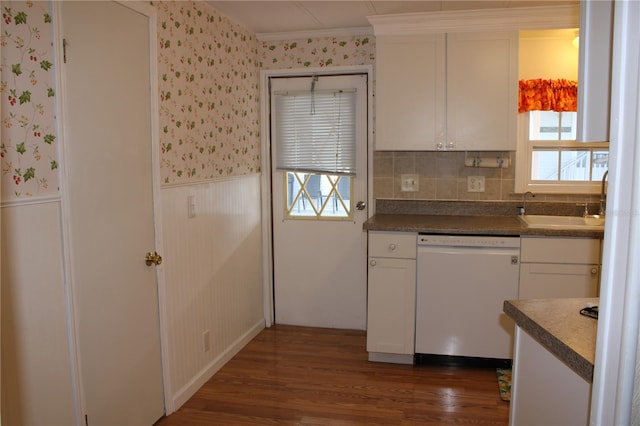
left=1, top=2, right=75, bottom=424
left=1, top=0, right=264, bottom=421
left=155, top=1, right=264, bottom=410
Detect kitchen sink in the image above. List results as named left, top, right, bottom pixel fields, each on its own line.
left=518, top=214, right=605, bottom=230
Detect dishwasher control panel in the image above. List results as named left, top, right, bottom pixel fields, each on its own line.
left=418, top=234, right=520, bottom=248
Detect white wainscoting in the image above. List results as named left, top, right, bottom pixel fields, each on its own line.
left=160, top=174, right=265, bottom=410
left=1, top=199, right=76, bottom=425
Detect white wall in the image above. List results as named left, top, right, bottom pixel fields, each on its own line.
left=160, top=174, right=265, bottom=410
left=1, top=200, right=75, bottom=425
left=520, top=29, right=579, bottom=81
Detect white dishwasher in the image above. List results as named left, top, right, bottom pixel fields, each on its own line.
left=415, top=234, right=520, bottom=363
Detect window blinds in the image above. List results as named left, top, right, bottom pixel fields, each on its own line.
left=274, top=89, right=356, bottom=176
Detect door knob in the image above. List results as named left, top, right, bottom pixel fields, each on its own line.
left=356, top=201, right=366, bottom=210
left=145, top=251, right=163, bottom=266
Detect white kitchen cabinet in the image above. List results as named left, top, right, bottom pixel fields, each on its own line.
left=510, top=326, right=591, bottom=425
left=375, top=31, right=518, bottom=151
left=519, top=237, right=601, bottom=299
left=446, top=32, right=518, bottom=151
left=366, top=231, right=417, bottom=364
left=375, top=34, right=445, bottom=151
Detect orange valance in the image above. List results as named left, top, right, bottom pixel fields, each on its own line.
left=518, top=79, right=578, bottom=113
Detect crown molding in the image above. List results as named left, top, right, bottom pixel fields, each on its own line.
left=256, top=26, right=374, bottom=42
left=367, top=5, right=579, bottom=36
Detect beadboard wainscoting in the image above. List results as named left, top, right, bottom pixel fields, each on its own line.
left=160, top=173, right=265, bottom=410
left=1, top=199, right=76, bottom=425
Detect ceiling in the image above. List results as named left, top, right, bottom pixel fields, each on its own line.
left=206, top=1, right=578, bottom=35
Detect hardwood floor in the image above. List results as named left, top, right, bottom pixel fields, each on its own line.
left=156, top=325, right=510, bottom=425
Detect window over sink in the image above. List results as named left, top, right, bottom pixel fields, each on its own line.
left=516, top=111, right=609, bottom=193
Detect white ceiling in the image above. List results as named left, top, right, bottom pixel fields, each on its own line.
left=206, top=1, right=578, bottom=35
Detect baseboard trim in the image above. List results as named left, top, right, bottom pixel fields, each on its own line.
left=368, top=352, right=414, bottom=365
left=170, top=318, right=265, bottom=412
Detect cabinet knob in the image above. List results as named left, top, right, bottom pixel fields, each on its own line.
left=388, top=243, right=397, bottom=251
left=369, top=259, right=377, bottom=267
left=591, top=267, right=599, bottom=276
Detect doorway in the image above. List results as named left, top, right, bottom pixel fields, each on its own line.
left=59, top=2, right=165, bottom=424
left=268, top=73, right=370, bottom=330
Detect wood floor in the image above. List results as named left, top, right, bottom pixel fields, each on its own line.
left=155, top=325, right=510, bottom=425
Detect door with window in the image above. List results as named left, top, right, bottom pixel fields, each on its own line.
left=270, top=74, right=368, bottom=330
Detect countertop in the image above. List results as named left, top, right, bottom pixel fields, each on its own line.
left=363, top=213, right=605, bottom=238
left=503, top=298, right=598, bottom=382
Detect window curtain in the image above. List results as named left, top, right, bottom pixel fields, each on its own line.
left=518, top=79, right=578, bottom=113
left=274, top=89, right=356, bottom=176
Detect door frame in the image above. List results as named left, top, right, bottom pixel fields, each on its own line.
left=259, top=65, right=374, bottom=327
left=53, top=2, right=173, bottom=422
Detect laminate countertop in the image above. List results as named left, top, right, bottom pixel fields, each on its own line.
left=363, top=214, right=605, bottom=238
left=504, top=298, right=599, bottom=383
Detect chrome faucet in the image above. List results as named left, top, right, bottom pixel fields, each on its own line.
left=600, top=170, right=608, bottom=216
left=520, top=191, right=535, bottom=215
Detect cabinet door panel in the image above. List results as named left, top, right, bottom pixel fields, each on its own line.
left=447, top=32, right=518, bottom=151
left=367, top=258, right=416, bottom=354
left=519, top=263, right=600, bottom=299
left=375, top=34, right=446, bottom=150
left=511, top=328, right=591, bottom=425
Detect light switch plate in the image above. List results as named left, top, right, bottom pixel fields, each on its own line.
left=467, top=176, right=485, bottom=192
left=400, top=174, right=419, bottom=192
left=187, top=195, right=196, bottom=218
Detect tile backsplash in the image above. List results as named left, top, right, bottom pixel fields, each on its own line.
left=373, top=151, right=600, bottom=203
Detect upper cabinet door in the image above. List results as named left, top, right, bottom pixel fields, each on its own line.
left=375, top=34, right=446, bottom=151
left=446, top=31, right=518, bottom=151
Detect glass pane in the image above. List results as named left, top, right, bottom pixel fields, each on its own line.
left=284, top=171, right=351, bottom=219
left=560, top=150, right=591, bottom=181
left=530, top=111, right=561, bottom=140
left=330, top=176, right=350, bottom=217
left=560, top=112, right=577, bottom=140
left=531, top=149, right=559, bottom=180
left=591, top=151, right=609, bottom=181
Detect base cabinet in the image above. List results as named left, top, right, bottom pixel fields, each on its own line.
left=519, top=237, right=601, bottom=299
left=510, top=327, right=591, bottom=425
left=366, top=232, right=417, bottom=363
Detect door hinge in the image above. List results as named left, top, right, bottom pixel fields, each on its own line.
left=63, top=38, right=68, bottom=63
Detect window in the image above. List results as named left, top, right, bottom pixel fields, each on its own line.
left=273, top=87, right=357, bottom=219
left=285, top=172, right=351, bottom=218
left=516, top=111, right=609, bottom=193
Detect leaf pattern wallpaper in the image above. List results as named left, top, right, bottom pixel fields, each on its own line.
left=260, top=35, right=375, bottom=70
left=0, top=0, right=377, bottom=200
left=1, top=0, right=57, bottom=199
left=155, top=1, right=261, bottom=184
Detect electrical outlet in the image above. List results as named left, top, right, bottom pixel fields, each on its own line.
left=400, top=174, right=419, bottom=192
left=467, top=176, right=485, bottom=192
left=202, top=330, right=210, bottom=352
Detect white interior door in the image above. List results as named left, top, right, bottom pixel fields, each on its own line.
left=271, top=74, right=369, bottom=330
left=61, top=2, right=164, bottom=424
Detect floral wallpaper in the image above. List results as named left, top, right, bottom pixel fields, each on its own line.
left=260, top=34, right=375, bottom=70
left=0, top=0, right=58, bottom=200
left=155, top=1, right=261, bottom=184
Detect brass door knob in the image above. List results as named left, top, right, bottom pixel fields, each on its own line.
left=145, top=251, right=163, bottom=266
